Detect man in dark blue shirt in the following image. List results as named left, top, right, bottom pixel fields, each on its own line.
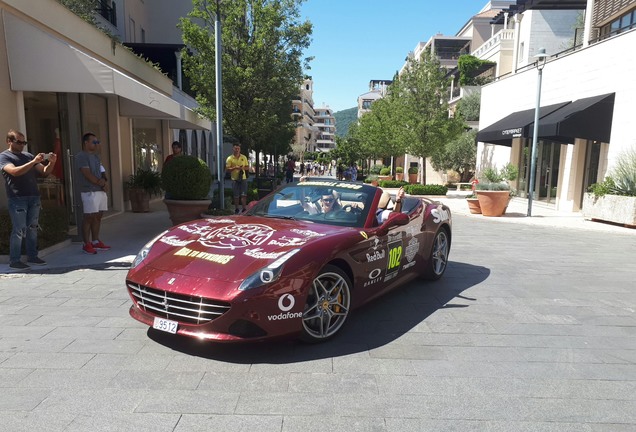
left=0, top=129, right=58, bottom=270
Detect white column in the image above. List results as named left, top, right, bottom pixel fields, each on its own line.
left=583, top=0, right=594, bottom=47
left=175, top=51, right=183, bottom=90
left=511, top=13, right=523, bottom=74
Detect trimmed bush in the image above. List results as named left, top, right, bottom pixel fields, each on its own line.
left=379, top=167, right=391, bottom=176
left=404, top=184, right=448, bottom=195
left=379, top=180, right=408, bottom=188
left=161, top=155, right=212, bottom=200
left=369, top=165, right=383, bottom=175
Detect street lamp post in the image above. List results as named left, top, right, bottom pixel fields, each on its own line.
left=527, top=48, right=548, bottom=217
left=214, top=0, right=225, bottom=209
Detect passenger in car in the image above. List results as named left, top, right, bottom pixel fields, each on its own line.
left=376, top=186, right=404, bottom=224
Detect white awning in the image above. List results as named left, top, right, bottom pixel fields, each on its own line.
left=3, top=11, right=209, bottom=130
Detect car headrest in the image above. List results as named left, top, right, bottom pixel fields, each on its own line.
left=378, top=191, right=394, bottom=210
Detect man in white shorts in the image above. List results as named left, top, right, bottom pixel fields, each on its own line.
left=76, top=132, right=111, bottom=255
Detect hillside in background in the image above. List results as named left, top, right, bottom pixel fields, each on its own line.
left=334, top=107, right=357, bottom=137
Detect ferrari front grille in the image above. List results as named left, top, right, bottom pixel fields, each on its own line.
left=126, top=281, right=231, bottom=325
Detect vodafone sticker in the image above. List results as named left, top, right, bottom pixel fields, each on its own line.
left=278, top=293, right=295, bottom=312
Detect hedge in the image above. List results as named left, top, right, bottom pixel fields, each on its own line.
left=404, top=184, right=448, bottom=195
left=379, top=180, right=408, bottom=188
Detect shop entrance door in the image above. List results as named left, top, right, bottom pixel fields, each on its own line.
left=522, top=140, right=562, bottom=204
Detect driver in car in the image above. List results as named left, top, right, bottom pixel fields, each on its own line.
left=319, top=189, right=342, bottom=213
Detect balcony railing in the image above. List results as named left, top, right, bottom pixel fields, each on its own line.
left=471, top=29, right=514, bottom=58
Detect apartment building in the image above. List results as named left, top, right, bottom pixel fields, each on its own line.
left=292, top=78, right=319, bottom=154
left=357, top=80, right=392, bottom=119
left=476, top=0, right=635, bottom=213
left=313, top=106, right=336, bottom=152
left=0, top=0, right=210, bottom=229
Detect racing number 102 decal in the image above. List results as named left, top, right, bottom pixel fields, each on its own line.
left=386, top=240, right=402, bottom=279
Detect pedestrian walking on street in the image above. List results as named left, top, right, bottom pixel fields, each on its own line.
left=0, top=129, right=58, bottom=269
left=76, top=132, right=111, bottom=255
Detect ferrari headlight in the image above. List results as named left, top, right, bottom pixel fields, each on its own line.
left=239, top=248, right=300, bottom=291
left=131, top=230, right=168, bottom=269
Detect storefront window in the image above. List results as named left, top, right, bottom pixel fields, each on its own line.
left=201, top=131, right=208, bottom=166
left=191, top=130, right=199, bottom=159
left=23, top=91, right=66, bottom=209
left=179, top=129, right=188, bottom=155
left=133, top=128, right=161, bottom=171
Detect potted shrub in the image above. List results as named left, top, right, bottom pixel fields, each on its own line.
left=364, top=174, right=379, bottom=186
left=161, top=155, right=212, bottom=225
left=583, top=148, right=636, bottom=226
left=395, top=166, right=404, bottom=181
left=378, top=167, right=392, bottom=181
left=475, top=163, right=518, bottom=217
left=125, top=168, right=162, bottom=213
left=408, top=166, right=418, bottom=184
left=466, top=179, right=481, bottom=214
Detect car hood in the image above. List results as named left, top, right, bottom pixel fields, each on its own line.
left=140, top=216, right=349, bottom=283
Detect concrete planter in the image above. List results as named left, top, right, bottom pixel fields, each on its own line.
left=582, top=193, right=636, bottom=226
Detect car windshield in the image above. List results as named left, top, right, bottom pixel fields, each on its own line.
left=246, top=181, right=375, bottom=228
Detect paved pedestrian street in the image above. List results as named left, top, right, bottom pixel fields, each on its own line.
left=1, top=211, right=635, bottom=432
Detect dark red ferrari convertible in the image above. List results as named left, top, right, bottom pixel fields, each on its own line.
left=126, top=180, right=451, bottom=343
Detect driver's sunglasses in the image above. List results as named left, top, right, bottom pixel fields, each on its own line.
left=321, top=197, right=334, bottom=203
left=13, top=140, right=27, bottom=145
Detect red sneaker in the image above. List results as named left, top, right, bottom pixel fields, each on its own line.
left=83, top=243, right=97, bottom=255
left=92, top=241, right=111, bottom=250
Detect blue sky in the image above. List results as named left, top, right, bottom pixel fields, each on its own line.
left=300, top=0, right=488, bottom=112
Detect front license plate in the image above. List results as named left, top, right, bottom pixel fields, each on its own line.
left=153, top=317, right=178, bottom=334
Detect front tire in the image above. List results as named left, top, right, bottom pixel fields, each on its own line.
left=300, top=265, right=351, bottom=343
left=423, top=228, right=449, bottom=280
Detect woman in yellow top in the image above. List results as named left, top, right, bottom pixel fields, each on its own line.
left=225, top=143, right=249, bottom=214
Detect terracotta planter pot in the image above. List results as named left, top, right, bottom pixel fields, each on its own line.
left=466, top=197, right=481, bottom=214
left=396, top=173, right=404, bottom=181
left=475, top=190, right=510, bottom=217
left=128, top=188, right=150, bottom=213
left=408, top=173, right=418, bottom=184
left=164, top=199, right=211, bottom=226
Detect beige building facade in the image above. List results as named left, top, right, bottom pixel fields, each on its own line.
left=0, top=0, right=210, bottom=232
left=477, top=0, right=636, bottom=213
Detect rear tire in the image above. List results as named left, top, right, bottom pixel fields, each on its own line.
left=300, top=265, right=352, bottom=343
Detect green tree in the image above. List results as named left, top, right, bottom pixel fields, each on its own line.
left=349, top=91, right=410, bottom=172
left=179, top=0, right=312, bottom=175
left=58, top=0, right=97, bottom=23
left=331, top=134, right=362, bottom=169
left=456, top=90, right=481, bottom=122
left=431, top=130, right=477, bottom=182
left=393, top=49, right=464, bottom=184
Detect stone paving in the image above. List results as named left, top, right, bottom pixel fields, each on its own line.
left=0, top=196, right=635, bottom=431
